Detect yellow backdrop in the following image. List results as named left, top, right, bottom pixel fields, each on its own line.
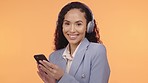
left=0, top=0, right=148, bottom=83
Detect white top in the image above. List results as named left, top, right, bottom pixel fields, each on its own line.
left=62, top=43, right=81, bottom=73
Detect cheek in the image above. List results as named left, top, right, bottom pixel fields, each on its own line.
left=62, top=25, right=69, bottom=32
left=62, top=28, right=67, bottom=35
left=62, top=28, right=66, bottom=35
left=81, top=27, right=87, bottom=37
left=62, top=27, right=68, bottom=37
left=77, top=27, right=86, bottom=34
left=62, top=26, right=66, bottom=33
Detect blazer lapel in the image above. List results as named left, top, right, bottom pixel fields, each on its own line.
left=55, top=48, right=67, bottom=71
left=69, top=38, right=90, bottom=76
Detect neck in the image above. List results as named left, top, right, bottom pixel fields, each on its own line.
left=69, top=44, right=78, bottom=57
left=69, top=38, right=85, bottom=56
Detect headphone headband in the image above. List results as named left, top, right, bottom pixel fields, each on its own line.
left=83, top=4, right=95, bottom=33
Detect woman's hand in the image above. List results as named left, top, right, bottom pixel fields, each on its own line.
left=37, top=64, right=56, bottom=83
left=38, top=60, right=64, bottom=80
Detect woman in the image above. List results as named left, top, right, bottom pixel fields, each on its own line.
left=37, top=1, right=110, bottom=83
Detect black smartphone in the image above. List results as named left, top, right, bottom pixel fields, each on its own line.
left=34, top=54, right=49, bottom=64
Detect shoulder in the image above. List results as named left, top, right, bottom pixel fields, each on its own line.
left=51, top=48, right=65, bottom=55
left=86, top=42, right=107, bottom=60
left=48, top=48, right=65, bottom=62
left=88, top=42, right=106, bottom=53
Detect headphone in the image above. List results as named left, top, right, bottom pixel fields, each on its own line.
left=77, top=2, right=95, bottom=33
left=86, top=8, right=95, bottom=33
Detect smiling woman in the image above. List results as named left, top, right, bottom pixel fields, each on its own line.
left=1, top=0, right=148, bottom=83
left=36, top=1, right=110, bottom=83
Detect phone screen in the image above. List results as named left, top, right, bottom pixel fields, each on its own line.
left=34, top=54, right=49, bottom=64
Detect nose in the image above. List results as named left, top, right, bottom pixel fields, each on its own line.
left=70, top=24, right=76, bottom=32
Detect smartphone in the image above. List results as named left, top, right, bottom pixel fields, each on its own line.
left=34, top=54, right=49, bottom=64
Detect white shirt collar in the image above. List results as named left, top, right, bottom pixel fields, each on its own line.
left=62, top=42, right=82, bottom=61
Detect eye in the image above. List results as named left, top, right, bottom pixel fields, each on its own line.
left=64, top=22, right=70, bottom=25
left=76, top=23, right=82, bottom=26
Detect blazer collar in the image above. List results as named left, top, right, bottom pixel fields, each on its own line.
left=69, top=38, right=90, bottom=76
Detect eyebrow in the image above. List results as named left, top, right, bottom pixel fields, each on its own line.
left=63, top=20, right=83, bottom=23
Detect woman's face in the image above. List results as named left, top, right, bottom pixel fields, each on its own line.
left=62, top=9, right=87, bottom=46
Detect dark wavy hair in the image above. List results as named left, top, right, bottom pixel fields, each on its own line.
left=54, top=1, right=101, bottom=50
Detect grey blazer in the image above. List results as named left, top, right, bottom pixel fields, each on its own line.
left=49, top=38, right=110, bottom=83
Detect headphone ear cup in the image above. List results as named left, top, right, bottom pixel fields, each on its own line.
left=87, top=20, right=95, bottom=33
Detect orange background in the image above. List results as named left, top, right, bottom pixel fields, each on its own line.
left=0, top=0, right=148, bottom=83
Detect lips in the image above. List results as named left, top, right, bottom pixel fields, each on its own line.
left=68, top=34, right=78, bottom=40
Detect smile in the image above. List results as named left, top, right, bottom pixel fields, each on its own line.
left=68, top=34, right=78, bottom=40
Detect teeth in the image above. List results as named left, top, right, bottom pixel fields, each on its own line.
left=69, top=34, right=77, bottom=39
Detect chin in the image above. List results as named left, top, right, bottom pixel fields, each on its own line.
left=68, top=40, right=79, bottom=45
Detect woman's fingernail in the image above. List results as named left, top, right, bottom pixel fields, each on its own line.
left=43, top=60, right=47, bottom=62
left=39, top=60, right=42, bottom=63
